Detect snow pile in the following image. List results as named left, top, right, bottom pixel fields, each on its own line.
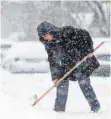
left=1, top=41, right=49, bottom=73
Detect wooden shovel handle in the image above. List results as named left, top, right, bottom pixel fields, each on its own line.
left=32, top=41, right=104, bottom=106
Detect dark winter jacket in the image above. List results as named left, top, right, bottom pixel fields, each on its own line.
left=37, top=21, right=100, bottom=81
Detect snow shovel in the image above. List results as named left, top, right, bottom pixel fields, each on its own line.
left=32, top=41, right=104, bottom=106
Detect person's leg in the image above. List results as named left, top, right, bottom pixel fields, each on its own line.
left=78, top=75, right=100, bottom=112
left=54, top=79, right=69, bottom=112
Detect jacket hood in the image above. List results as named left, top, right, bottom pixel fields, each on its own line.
left=37, top=21, right=60, bottom=42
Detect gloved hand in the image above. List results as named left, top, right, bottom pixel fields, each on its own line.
left=53, top=79, right=60, bottom=87
left=88, top=53, right=93, bottom=58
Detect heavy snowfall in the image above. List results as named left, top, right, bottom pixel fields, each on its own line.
left=0, top=1, right=110, bottom=119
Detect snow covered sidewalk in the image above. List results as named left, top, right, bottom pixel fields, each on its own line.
left=0, top=68, right=110, bottom=119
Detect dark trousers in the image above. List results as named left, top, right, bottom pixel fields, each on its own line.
left=54, top=75, right=100, bottom=111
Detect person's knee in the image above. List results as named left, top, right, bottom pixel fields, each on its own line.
left=78, top=78, right=90, bottom=87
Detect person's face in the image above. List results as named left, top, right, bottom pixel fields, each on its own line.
left=43, top=33, right=54, bottom=41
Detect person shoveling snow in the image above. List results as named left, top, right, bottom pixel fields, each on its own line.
left=37, top=21, right=101, bottom=113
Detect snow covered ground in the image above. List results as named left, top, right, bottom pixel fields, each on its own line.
left=0, top=67, right=110, bottom=119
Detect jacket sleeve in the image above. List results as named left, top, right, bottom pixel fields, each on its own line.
left=48, top=50, right=62, bottom=81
